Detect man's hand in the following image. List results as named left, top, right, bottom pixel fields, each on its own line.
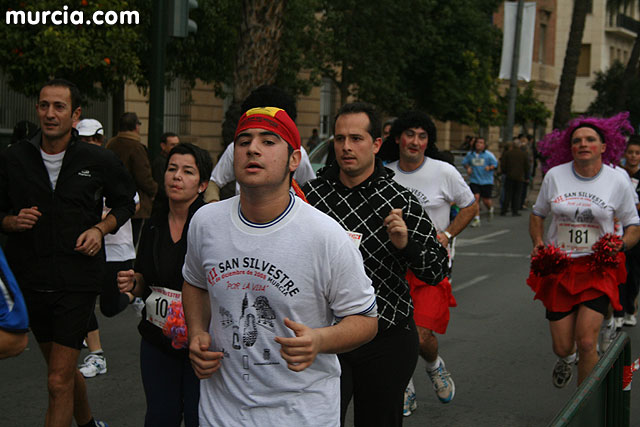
left=117, top=269, right=136, bottom=293
left=436, top=232, right=450, bottom=248
left=383, top=209, right=408, bottom=250
left=74, top=226, right=103, bottom=256
left=2, top=206, right=41, bottom=232
left=188, top=332, right=224, bottom=379
left=274, top=318, right=323, bottom=372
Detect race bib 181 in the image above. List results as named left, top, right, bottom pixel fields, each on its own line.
left=557, top=222, right=601, bottom=253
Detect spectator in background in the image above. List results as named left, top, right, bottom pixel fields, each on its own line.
left=307, top=128, right=320, bottom=152
left=500, top=140, right=529, bottom=217
left=10, top=120, right=38, bottom=146
left=152, top=132, right=180, bottom=191
left=107, top=112, right=158, bottom=244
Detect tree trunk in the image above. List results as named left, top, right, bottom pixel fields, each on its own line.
left=232, top=0, right=286, bottom=104
left=614, top=34, right=640, bottom=111
left=111, top=80, right=125, bottom=137
left=553, top=0, right=589, bottom=130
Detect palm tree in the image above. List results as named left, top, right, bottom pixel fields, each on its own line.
left=607, top=0, right=640, bottom=111
left=553, top=0, right=591, bottom=129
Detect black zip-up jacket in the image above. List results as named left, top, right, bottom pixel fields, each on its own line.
left=0, top=130, right=136, bottom=292
left=136, top=196, right=205, bottom=355
left=303, top=159, right=449, bottom=331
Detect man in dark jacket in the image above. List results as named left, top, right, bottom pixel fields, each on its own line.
left=0, top=78, right=135, bottom=427
left=500, top=141, right=530, bottom=216
left=303, top=102, right=449, bottom=427
left=107, top=112, right=157, bottom=243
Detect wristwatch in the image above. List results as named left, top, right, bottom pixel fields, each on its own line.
left=443, top=230, right=453, bottom=240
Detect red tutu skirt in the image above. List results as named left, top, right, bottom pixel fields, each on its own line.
left=526, top=253, right=626, bottom=312
left=406, top=270, right=457, bottom=334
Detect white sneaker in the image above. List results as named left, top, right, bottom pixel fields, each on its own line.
left=598, top=317, right=616, bottom=354
left=552, top=358, right=573, bottom=388
left=470, top=217, right=481, bottom=228
left=79, top=353, right=107, bottom=378
left=624, top=313, right=637, bottom=326
left=615, top=316, right=624, bottom=330
left=426, top=356, right=455, bottom=403
left=403, top=378, right=417, bottom=417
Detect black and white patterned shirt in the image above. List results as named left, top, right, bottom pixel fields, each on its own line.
left=303, top=160, right=449, bottom=331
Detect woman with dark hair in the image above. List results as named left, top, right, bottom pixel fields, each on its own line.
left=528, top=112, right=640, bottom=389
left=117, top=143, right=213, bottom=427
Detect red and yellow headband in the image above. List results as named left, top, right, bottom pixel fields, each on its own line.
left=234, top=107, right=301, bottom=150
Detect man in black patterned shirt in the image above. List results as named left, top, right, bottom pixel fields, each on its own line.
left=303, top=102, right=449, bottom=427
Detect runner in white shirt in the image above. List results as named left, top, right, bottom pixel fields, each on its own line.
left=529, top=113, right=640, bottom=389
left=182, top=107, right=378, bottom=427
left=385, top=111, right=478, bottom=414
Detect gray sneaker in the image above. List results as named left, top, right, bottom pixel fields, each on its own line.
left=79, top=353, right=107, bottom=378
left=552, top=358, right=573, bottom=388
left=427, top=357, right=455, bottom=403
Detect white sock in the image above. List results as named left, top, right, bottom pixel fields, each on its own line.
left=562, top=352, right=577, bottom=364
left=426, top=356, right=442, bottom=372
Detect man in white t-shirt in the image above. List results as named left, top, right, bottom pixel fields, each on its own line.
left=204, top=85, right=315, bottom=202
left=386, top=111, right=478, bottom=413
left=182, top=107, right=378, bottom=427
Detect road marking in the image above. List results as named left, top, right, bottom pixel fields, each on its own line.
left=456, top=251, right=529, bottom=258
left=453, top=274, right=490, bottom=292
left=456, top=229, right=511, bottom=247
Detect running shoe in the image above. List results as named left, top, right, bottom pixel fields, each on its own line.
left=79, top=353, right=107, bottom=378
left=598, top=317, right=616, bottom=354
left=403, top=378, right=417, bottom=417
left=95, top=422, right=109, bottom=427
left=426, top=356, right=455, bottom=403
left=552, top=358, right=573, bottom=388
left=470, top=217, right=481, bottom=228
left=615, top=316, right=624, bottom=330
left=624, top=313, right=637, bottom=326
left=132, top=297, right=145, bottom=317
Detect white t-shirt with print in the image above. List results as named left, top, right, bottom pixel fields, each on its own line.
left=183, top=193, right=377, bottom=427
left=386, top=157, right=475, bottom=232
left=532, top=162, right=640, bottom=257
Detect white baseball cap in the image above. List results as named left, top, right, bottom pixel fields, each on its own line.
left=76, top=119, right=104, bottom=137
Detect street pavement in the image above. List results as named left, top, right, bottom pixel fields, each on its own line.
left=3, top=208, right=640, bottom=426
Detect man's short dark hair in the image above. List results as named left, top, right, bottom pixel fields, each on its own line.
left=119, top=112, right=139, bottom=132
left=241, top=85, right=297, bottom=121
left=41, top=78, right=82, bottom=113
left=167, top=143, right=213, bottom=185
left=390, top=111, right=438, bottom=155
left=335, top=102, right=381, bottom=140
left=627, top=135, right=640, bottom=148
left=161, top=132, right=179, bottom=144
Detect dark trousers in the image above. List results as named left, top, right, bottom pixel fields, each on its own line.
left=502, top=178, right=523, bottom=215
left=140, top=338, right=200, bottom=427
left=339, top=319, right=419, bottom=427
left=87, top=260, right=134, bottom=331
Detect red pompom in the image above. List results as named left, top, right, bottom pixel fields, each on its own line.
left=588, top=233, right=623, bottom=271
left=162, top=301, right=189, bottom=349
left=530, top=244, right=570, bottom=276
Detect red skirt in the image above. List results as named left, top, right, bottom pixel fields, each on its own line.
left=406, top=270, right=457, bottom=334
left=526, top=253, right=626, bottom=312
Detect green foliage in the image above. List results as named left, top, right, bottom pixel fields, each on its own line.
left=498, top=83, right=551, bottom=128
left=587, top=61, right=640, bottom=129
left=0, top=0, right=143, bottom=98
